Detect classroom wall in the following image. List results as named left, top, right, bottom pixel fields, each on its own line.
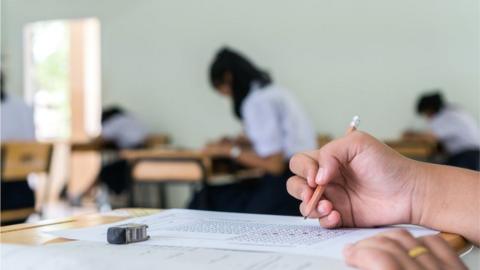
left=2, top=0, right=479, bottom=148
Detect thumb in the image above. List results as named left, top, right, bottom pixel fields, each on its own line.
left=313, top=131, right=368, bottom=185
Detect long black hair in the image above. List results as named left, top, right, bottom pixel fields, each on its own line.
left=416, top=91, right=445, bottom=115
left=209, top=47, right=272, bottom=119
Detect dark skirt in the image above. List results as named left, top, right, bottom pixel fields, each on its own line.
left=188, top=170, right=300, bottom=216
left=447, top=149, right=480, bottom=171
left=99, top=159, right=131, bottom=194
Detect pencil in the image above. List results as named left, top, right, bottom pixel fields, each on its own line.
left=303, top=116, right=360, bottom=219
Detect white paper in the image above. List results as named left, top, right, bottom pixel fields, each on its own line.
left=1, top=241, right=349, bottom=270
left=49, top=209, right=437, bottom=259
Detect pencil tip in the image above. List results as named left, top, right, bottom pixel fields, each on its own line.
left=303, top=216, right=307, bottom=220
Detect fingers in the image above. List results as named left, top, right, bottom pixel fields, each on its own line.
left=287, top=176, right=340, bottom=222
left=289, top=132, right=369, bottom=187
left=318, top=210, right=342, bottom=228
left=344, top=245, right=403, bottom=270
left=350, top=235, right=421, bottom=269
left=298, top=199, right=333, bottom=219
left=420, top=235, right=467, bottom=270
left=380, top=229, right=441, bottom=270
left=344, top=229, right=467, bottom=270
left=289, top=152, right=318, bottom=187
left=286, top=176, right=312, bottom=201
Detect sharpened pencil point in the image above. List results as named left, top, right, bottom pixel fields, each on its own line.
left=303, top=216, right=307, bottom=220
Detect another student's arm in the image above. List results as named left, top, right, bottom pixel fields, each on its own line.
left=203, top=142, right=285, bottom=175
left=234, top=150, right=285, bottom=175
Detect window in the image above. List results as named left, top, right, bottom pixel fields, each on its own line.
left=24, top=18, right=101, bottom=142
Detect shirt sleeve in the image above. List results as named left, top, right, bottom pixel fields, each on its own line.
left=101, top=118, right=120, bottom=142
left=429, top=113, right=456, bottom=141
left=242, top=97, right=283, bottom=157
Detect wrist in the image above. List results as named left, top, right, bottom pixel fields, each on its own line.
left=409, top=161, right=435, bottom=227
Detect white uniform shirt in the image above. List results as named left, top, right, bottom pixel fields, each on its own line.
left=102, top=113, right=149, bottom=149
left=241, top=83, right=317, bottom=159
left=429, top=107, right=480, bottom=155
left=1, top=95, right=36, bottom=141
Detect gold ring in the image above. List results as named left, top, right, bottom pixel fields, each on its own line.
left=408, top=246, right=429, bottom=258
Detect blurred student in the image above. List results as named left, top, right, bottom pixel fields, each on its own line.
left=189, top=47, right=317, bottom=215
left=406, top=91, right=480, bottom=171
left=70, top=106, right=149, bottom=208
left=0, top=71, right=36, bottom=223
left=0, top=73, right=35, bottom=141
left=101, top=106, right=149, bottom=149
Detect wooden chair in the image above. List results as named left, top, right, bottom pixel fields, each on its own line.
left=129, top=157, right=208, bottom=208
left=1, top=142, right=53, bottom=225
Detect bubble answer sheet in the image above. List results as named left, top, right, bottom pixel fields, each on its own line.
left=49, top=209, right=437, bottom=260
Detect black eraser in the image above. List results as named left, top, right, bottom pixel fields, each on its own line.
left=107, top=227, right=127, bottom=244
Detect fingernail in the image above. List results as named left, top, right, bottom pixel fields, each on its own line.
left=306, top=170, right=316, bottom=187
left=315, top=168, right=324, bottom=184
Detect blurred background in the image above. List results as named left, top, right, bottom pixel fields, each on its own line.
left=1, top=0, right=478, bottom=224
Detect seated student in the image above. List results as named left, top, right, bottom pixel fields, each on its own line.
left=287, top=131, right=477, bottom=269
left=0, top=71, right=37, bottom=222
left=100, top=106, right=149, bottom=150
left=405, top=91, right=480, bottom=171
left=0, top=73, right=35, bottom=141
left=70, top=106, right=149, bottom=208
left=189, top=47, right=317, bottom=215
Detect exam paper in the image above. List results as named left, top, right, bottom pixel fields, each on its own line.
left=50, top=209, right=437, bottom=259
left=1, top=241, right=349, bottom=270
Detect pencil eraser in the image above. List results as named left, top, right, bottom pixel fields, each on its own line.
left=107, top=223, right=149, bottom=244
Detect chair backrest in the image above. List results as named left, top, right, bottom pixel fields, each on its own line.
left=1, top=142, right=53, bottom=182
left=1, top=142, right=53, bottom=225
left=144, top=134, right=170, bottom=149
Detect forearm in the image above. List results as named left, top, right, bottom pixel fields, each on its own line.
left=235, top=151, right=285, bottom=175
left=412, top=162, right=480, bottom=245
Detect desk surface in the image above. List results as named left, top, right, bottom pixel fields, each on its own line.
left=0, top=208, right=471, bottom=256
left=0, top=209, right=160, bottom=245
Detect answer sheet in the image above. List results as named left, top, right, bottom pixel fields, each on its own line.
left=50, top=209, right=437, bottom=259
left=1, top=241, right=348, bottom=270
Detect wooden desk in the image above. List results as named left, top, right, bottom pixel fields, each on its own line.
left=385, top=139, right=437, bottom=160
left=0, top=208, right=471, bottom=256
left=121, top=148, right=264, bottom=183
left=0, top=209, right=160, bottom=245
left=317, top=135, right=437, bottom=160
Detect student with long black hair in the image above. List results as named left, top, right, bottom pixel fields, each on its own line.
left=189, top=47, right=317, bottom=215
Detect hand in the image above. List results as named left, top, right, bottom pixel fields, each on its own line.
left=343, top=229, right=466, bottom=270
left=203, top=141, right=233, bottom=157
left=287, top=131, right=420, bottom=228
